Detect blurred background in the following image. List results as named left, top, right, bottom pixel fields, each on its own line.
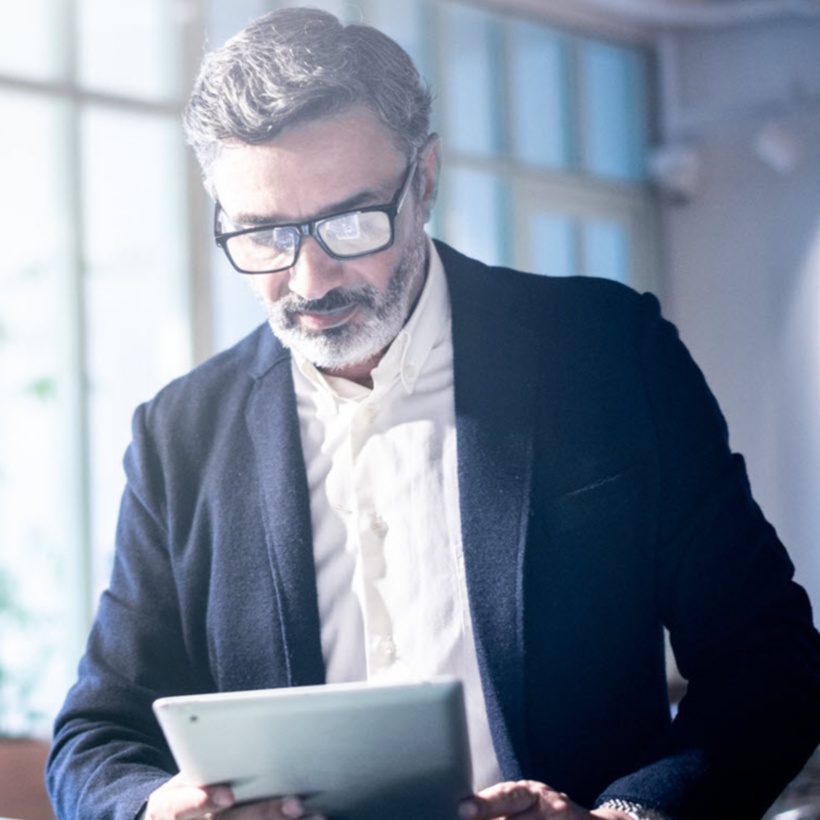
left=0, top=0, right=819, bottom=754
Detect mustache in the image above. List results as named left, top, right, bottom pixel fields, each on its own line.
left=281, top=286, right=377, bottom=316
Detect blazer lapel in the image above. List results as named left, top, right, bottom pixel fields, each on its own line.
left=241, top=253, right=539, bottom=773
left=245, top=340, right=326, bottom=687
left=445, top=247, right=539, bottom=779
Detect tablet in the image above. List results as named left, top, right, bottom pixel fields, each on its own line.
left=153, top=678, right=473, bottom=820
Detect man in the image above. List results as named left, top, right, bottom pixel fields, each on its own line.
left=46, top=7, right=820, bottom=820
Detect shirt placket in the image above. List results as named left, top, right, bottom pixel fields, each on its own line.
left=348, top=395, right=400, bottom=679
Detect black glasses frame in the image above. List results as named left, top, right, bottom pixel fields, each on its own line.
left=213, top=161, right=417, bottom=275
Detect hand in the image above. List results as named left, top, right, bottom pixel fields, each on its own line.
left=459, top=780, right=634, bottom=820
left=144, top=774, right=325, bottom=819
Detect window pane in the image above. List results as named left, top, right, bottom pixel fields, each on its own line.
left=78, top=0, right=184, bottom=99
left=582, top=219, right=629, bottom=283
left=529, top=212, right=577, bottom=277
left=208, top=0, right=269, bottom=47
left=0, top=0, right=65, bottom=80
left=510, top=22, right=572, bottom=169
left=368, top=0, right=428, bottom=81
left=441, top=3, right=499, bottom=156
left=580, top=41, right=648, bottom=180
left=307, top=0, right=352, bottom=18
left=444, top=168, right=504, bottom=266
left=81, top=108, right=192, bottom=596
left=0, top=92, right=78, bottom=734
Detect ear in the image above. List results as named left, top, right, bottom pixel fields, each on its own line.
left=418, top=134, right=441, bottom=224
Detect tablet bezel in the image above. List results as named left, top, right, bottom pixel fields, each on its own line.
left=152, top=678, right=473, bottom=820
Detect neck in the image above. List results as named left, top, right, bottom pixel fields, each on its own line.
left=321, top=350, right=384, bottom=388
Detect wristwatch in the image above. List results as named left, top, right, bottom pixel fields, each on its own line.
left=598, top=798, right=671, bottom=820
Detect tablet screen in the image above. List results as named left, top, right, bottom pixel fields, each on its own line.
left=153, top=678, right=473, bottom=820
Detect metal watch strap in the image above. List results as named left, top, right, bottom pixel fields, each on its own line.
left=598, top=798, right=672, bottom=820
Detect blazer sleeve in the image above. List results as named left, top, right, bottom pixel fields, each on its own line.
left=46, top=330, right=309, bottom=820
left=46, top=402, right=197, bottom=820
left=595, top=293, right=820, bottom=818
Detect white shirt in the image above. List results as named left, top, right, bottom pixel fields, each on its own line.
left=291, top=238, right=503, bottom=790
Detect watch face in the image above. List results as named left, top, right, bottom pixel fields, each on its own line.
left=600, top=800, right=669, bottom=820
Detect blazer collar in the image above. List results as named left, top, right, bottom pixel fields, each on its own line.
left=245, top=333, right=327, bottom=688
left=243, top=248, right=540, bottom=775
left=441, top=241, right=539, bottom=778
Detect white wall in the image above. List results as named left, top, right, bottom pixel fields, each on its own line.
left=657, top=17, right=820, bottom=617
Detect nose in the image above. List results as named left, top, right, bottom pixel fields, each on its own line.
left=287, top=236, right=344, bottom=301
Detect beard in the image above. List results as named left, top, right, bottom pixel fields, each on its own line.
left=257, top=230, right=428, bottom=372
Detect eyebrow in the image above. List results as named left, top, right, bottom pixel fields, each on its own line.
left=228, top=181, right=396, bottom=229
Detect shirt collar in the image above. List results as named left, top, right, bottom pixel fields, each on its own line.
left=293, top=236, right=450, bottom=401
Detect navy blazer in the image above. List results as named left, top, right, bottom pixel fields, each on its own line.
left=47, top=241, right=820, bottom=820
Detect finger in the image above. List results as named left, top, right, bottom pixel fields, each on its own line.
left=218, top=796, right=324, bottom=820
left=461, top=781, right=539, bottom=820
left=204, top=786, right=236, bottom=813
left=511, top=795, right=578, bottom=820
left=145, top=776, right=234, bottom=819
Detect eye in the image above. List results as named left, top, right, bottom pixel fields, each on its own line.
left=272, top=228, right=298, bottom=251
left=318, top=211, right=392, bottom=256
left=247, top=227, right=296, bottom=250
left=322, top=213, right=363, bottom=241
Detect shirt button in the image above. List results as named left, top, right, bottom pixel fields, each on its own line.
left=378, top=636, right=397, bottom=662
left=362, top=404, right=378, bottom=422
left=371, top=515, right=388, bottom=537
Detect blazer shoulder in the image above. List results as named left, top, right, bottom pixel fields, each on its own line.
left=435, top=239, right=657, bottom=334
left=137, top=323, right=289, bottom=439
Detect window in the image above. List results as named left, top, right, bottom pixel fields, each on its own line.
left=0, top=1, right=200, bottom=734
left=441, top=4, right=502, bottom=158
left=1, top=0, right=658, bottom=736
left=0, top=90, right=75, bottom=734
left=261, top=0, right=656, bottom=292
left=510, top=22, right=573, bottom=170
left=427, top=1, right=656, bottom=285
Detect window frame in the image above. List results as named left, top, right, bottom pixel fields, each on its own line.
left=0, top=0, right=209, bottom=735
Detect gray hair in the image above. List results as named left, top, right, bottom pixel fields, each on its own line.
left=183, top=7, right=433, bottom=179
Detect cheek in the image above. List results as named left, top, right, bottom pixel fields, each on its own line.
left=353, top=246, right=404, bottom=291
left=246, top=272, right=291, bottom=305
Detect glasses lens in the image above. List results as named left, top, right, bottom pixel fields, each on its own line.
left=226, top=227, right=297, bottom=273
left=318, top=211, right=392, bottom=257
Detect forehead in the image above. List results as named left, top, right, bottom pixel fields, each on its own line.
left=209, top=108, right=407, bottom=221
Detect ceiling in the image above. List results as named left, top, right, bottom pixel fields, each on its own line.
left=484, top=0, right=820, bottom=37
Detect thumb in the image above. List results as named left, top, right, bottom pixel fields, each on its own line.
left=460, top=783, right=539, bottom=820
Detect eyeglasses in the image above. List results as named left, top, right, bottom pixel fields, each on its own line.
left=214, top=161, right=417, bottom=275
